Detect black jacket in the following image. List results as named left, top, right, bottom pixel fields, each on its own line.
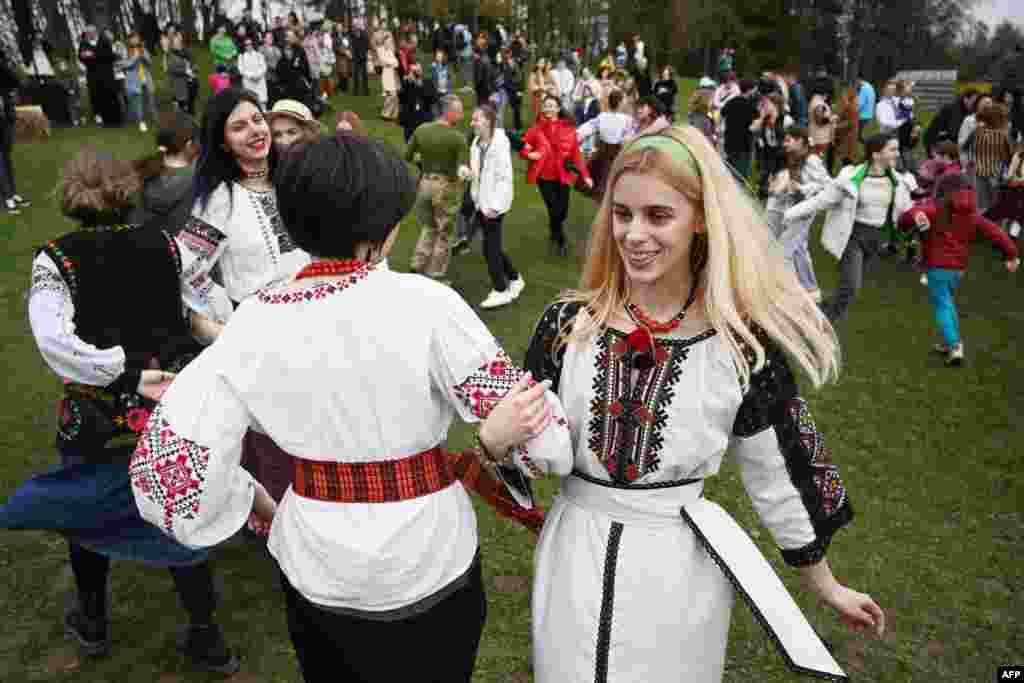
left=277, top=46, right=313, bottom=100
left=351, top=30, right=369, bottom=64
left=924, top=99, right=970, bottom=152
left=399, top=77, right=437, bottom=132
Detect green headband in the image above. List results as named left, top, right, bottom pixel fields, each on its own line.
left=625, top=134, right=702, bottom=178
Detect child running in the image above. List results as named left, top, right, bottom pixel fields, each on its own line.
left=899, top=173, right=1020, bottom=366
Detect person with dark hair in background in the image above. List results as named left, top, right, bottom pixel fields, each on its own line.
left=521, top=94, right=593, bottom=256
left=751, top=91, right=790, bottom=197
left=2, top=147, right=234, bottom=672
left=277, top=29, right=315, bottom=108
left=721, top=79, right=759, bottom=179
left=652, top=65, right=678, bottom=121
left=166, top=31, right=198, bottom=114
left=399, top=62, right=438, bottom=144
left=576, top=89, right=633, bottom=199
left=131, top=133, right=570, bottom=683
left=501, top=48, right=525, bottom=132
left=925, top=89, right=979, bottom=156
left=350, top=17, right=370, bottom=96
left=79, top=25, right=122, bottom=127
left=0, top=49, right=26, bottom=215
left=628, top=95, right=671, bottom=141
left=785, top=134, right=915, bottom=324
left=131, top=109, right=201, bottom=233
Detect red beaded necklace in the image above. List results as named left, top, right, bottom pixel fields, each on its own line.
left=295, top=259, right=371, bottom=281
left=625, top=282, right=700, bottom=334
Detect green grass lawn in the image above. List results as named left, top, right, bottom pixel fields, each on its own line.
left=0, top=65, right=1021, bottom=682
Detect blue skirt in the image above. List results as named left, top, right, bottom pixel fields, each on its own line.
left=0, top=442, right=210, bottom=567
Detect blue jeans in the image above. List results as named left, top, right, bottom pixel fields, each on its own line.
left=927, top=268, right=963, bottom=347
left=126, top=85, right=155, bottom=124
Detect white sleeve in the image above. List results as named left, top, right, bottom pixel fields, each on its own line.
left=481, top=138, right=514, bottom=215
left=27, top=252, right=128, bottom=386
left=131, top=345, right=254, bottom=548
left=876, top=99, right=900, bottom=130
left=577, top=115, right=599, bottom=142
left=428, top=286, right=572, bottom=479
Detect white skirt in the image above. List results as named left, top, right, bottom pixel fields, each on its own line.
left=532, top=475, right=734, bottom=683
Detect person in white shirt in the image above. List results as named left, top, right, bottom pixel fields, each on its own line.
left=237, top=37, right=268, bottom=107
left=577, top=88, right=634, bottom=197
left=465, top=103, right=524, bottom=309
left=552, top=59, right=575, bottom=113
left=131, top=132, right=573, bottom=683
left=875, top=80, right=901, bottom=135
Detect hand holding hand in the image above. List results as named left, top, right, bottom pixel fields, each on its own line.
left=248, top=481, right=276, bottom=536
left=479, top=372, right=553, bottom=456
left=527, top=151, right=542, bottom=161
left=1008, top=258, right=1020, bottom=273
left=584, top=177, right=594, bottom=190
left=137, top=369, right=176, bottom=402
left=482, top=208, right=498, bottom=219
left=914, top=212, right=930, bottom=231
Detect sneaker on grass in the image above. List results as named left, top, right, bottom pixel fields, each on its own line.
left=480, top=289, right=515, bottom=309
left=946, top=343, right=964, bottom=366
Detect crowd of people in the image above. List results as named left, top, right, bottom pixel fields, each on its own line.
left=0, top=10, right=1022, bottom=683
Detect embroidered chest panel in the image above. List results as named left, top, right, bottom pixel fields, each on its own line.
left=588, top=328, right=716, bottom=483
left=248, top=190, right=296, bottom=262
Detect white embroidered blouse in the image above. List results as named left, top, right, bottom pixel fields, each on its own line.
left=577, top=112, right=634, bottom=146
left=131, top=264, right=573, bottom=612
left=185, top=183, right=311, bottom=305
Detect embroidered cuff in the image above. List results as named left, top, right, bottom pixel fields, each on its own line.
left=779, top=501, right=853, bottom=567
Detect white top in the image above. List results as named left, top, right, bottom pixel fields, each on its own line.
left=577, top=111, right=634, bottom=145
left=875, top=97, right=901, bottom=134
left=854, top=175, right=893, bottom=227
left=187, top=183, right=311, bottom=305
left=27, top=236, right=229, bottom=386
left=237, top=51, right=268, bottom=102
left=552, top=67, right=575, bottom=99
left=131, top=265, right=573, bottom=612
left=470, top=129, right=514, bottom=215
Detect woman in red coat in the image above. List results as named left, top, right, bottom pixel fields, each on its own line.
left=521, top=95, right=593, bottom=256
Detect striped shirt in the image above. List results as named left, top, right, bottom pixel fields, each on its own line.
left=974, top=126, right=1011, bottom=178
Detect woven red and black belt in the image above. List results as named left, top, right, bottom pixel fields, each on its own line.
left=292, top=447, right=457, bottom=503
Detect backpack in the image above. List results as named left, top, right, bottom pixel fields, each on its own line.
left=455, top=29, right=466, bottom=52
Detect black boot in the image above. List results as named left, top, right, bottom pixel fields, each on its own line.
left=64, top=591, right=110, bottom=657
left=178, top=623, right=240, bottom=674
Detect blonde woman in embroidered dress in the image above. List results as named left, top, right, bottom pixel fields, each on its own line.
left=523, top=125, right=885, bottom=683
left=132, top=134, right=573, bottom=682
left=185, top=88, right=311, bottom=506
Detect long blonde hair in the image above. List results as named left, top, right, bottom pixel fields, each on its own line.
left=561, top=125, right=840, bottom=388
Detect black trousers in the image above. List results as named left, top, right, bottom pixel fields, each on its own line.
left=68, top=542, right=217, bottom=624
left=507, top=92, right=523, bottom=131
left=0, top=118, right=14, bottom=198
left=281, top=559, right=487, bottom=683
left=537, top=179, right=571, bottom=245
left=477, top=211, right=519, bottom=291
left=352, top=61, right=369, bottom=96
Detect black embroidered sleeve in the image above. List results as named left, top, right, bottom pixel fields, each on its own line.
left=524, top=301, right=583, bottom=394
left=732, top=337, right=853, bottom=567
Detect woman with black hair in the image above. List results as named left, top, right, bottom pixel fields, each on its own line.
left=130, top=109, right=200, bottom=233
left=132, top=133, right=573, bottom=682
left=1, top=147, right=234, bottom=671
left=186, top=88, right=311, bottom=504
left=521, top=94, right=593, bottom=256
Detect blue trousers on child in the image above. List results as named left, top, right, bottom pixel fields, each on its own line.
left=927, top=268, right=963, bottom=347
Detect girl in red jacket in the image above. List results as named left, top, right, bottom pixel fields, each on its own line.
left=900, top=173, right=1020, bottom=366
left=521, top=95, right=593, bottom=256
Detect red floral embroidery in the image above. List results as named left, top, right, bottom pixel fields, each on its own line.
left=452, top=350, right=523, bottom=419
left=126, top=407, right=151, bottom=433
left=257, top=269, right=372, bottom=304
left=130, top=405, right=211, bottom=534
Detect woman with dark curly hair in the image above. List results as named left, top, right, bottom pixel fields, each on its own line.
left=0, top=147, right=234, bottom=671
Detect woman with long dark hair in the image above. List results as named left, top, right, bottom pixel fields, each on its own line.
left=1, top=148, right=234, bottom=671
left=521, top=94, right=593, bottom=256
left=186, top=88, right=311, bottom=505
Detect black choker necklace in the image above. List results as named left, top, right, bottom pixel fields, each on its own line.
left=241, top=167, right=269, bottom=180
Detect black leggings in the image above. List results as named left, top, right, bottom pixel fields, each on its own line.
left=477, top=211, right=519, bottom=291
left=281, top=559, right=487, bottom=683
left=68, top=542, right=217, bottom=624
left=537, top=179, right=571, bottom=245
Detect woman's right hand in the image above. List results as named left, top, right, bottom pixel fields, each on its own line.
left=527, top=151, right=542, bottom=161
left=479, top=373, right=552, bottom=456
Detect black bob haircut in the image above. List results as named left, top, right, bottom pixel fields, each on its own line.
left=274, top=133, right=417, bottom=259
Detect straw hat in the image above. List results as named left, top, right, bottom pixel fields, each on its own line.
left=267, top=99, right=317, bottom=127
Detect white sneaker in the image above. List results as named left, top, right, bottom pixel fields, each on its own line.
left=946, top=343, right=964, bottom=367
left=1010, top=222, right=1022, bottom=239
left=139, top=121, right=148, bottom=132
left=480, top=289, right=515, bottom=309
left=509, top=276, right=526, bottom=299
left=94, top=114, right=102, bottom=125
left=920, top=274, right=929, bottom=286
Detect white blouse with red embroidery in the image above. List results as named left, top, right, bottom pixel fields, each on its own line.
left=130, top=263, right=572, bottom=613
